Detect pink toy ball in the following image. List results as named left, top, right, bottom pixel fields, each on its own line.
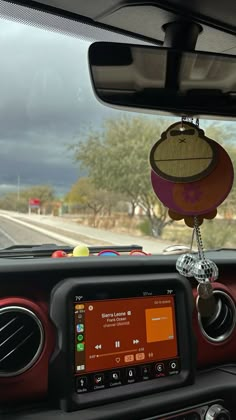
left=97, top=250, right=120, bottom=256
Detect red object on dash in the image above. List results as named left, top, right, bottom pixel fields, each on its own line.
left=129, top=250, right=151, bottom=256
left=51, top=250, right=68, bottom=258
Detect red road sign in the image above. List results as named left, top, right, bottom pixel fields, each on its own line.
left=29, top=198, right=41, bottom=207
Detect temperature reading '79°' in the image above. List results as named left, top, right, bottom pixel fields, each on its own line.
left=75, top=296, right=84, bottom=301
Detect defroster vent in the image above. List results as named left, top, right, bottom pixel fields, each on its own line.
left=0, top=306, right=44, bottom=377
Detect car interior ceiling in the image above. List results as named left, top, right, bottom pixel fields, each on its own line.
left=0, top=0, right=236, bottom=419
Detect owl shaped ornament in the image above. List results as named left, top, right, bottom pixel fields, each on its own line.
left=150, top=121, right=218, bottom=183
left=150, top=121, right=233, bottom=217
left=149, top=120, right=234, bottom=315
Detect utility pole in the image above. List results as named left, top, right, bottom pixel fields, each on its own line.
left=17, top=175, right=20, bottom=201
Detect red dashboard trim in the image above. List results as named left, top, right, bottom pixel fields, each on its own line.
left=0, top=297, right=55, bottom=403
left=193, top=282, right=236, bottom=368
left=1, top=281, right=236, bottom=403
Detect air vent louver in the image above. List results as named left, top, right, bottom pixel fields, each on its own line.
left=198, top=290, right=236, bottom=343
left=0, top=306, right=44, bottom=377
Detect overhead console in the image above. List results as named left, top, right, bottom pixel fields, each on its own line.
left=49, top=273, right=195, bottom=412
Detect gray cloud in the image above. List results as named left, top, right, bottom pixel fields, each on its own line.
left=1, top=17, right=233, bottom=199
left=0, top=18, right=120, bottom=194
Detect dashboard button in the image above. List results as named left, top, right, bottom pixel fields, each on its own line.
left=126, top=367, right=136, bottom=383
left=76, top=376, right=88, bottom=393
left=136, top=352, right=145, bottom=361
left=141, top=365, right=151, bottom=380
left=155, top=363, right=165, bottom=373
left=169, top=360, right=179, bottom=372
left=124, top=354, right=134, bottom=363
left=93, top=373, right=105, bottom=389
left=110, top=370, right=121, bottom=385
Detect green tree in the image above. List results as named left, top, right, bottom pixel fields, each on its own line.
left=21, top=185, right=54, bottom=205
left=71, top=116, right=175, bottom=236
left=66, top=177, right=116, bottom=222
left=202, top=122, right=236, bottom=219
left=71, top=116, right=236, bottom=237
left=201, top=121, right=234, bottom=144
left=0, top=185, right=55, bottom=213
left=201, top=220, right=235, bottom=249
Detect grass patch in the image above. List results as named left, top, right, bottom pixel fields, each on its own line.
left=163, top=219, right=236, bottom=249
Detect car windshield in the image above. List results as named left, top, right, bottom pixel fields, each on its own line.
left=0, top=3, right=235, bottom=254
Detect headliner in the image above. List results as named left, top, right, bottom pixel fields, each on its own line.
left=3, top=0, right=235, bottom=53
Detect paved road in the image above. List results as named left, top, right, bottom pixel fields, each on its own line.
left=0, top=211, right=170, bottom=254
left=0, top=215, right=68, bottom=248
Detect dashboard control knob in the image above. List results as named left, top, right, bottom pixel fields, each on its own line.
left=205, top=404, right=231, bottom=420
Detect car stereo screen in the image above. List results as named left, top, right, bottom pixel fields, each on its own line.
left=74, top=295, right=180, bottom=393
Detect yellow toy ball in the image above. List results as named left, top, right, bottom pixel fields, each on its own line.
left=73, top=245, right=90, bottom=257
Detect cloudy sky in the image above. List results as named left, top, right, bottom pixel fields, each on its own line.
left=0, top=8, right=235, bottom=197
left=0, top=14, right=127, bottom=196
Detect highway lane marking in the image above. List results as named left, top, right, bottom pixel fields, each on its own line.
left=0, top=211, right=118, bottom=247
left=0, top=214, right=80, bottom=246
left=0, top=226, right=17, bottom=244
left=0, top=211, right=124, bottom=246
left=0, top=211, right=163, bottom=253
left=14, top=214, right=121, bottom=246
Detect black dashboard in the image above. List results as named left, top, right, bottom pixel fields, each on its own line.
left=1, top=253, right=236, bottom=419
left=49, top=273, right=194, bottom=411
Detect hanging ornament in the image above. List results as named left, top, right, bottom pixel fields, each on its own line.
left=168, top=209, right=217, bottom=227
left=150, top=141, right=233, bottom=216
left=150, top=119, right=233, bottom=219
left=192, top=216, right=219, bottom=317
left=191, top=216, right=219, bottom=282
left=176, top=216, right=219, bottom=282
left=150, top=121, right=218, bottom=183
left=149, top=118, right=234, bottom=318
left=176, top=253, right=197, bottom=277
left=192, top=259, right=219, bottom=283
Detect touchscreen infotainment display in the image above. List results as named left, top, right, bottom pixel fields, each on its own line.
left=74, top=295, right=180, bottom=393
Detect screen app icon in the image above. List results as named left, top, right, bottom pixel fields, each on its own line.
left=77, top=334, right=84, bottom=342
left=77, top=365, right=85, bottom=371
left=110, top=370, right=121, bottom=384
left=77, top=343, right=85, bottom=352
left=76, top=376, right=87, bottom=391
left=77, top=324, right=84, bottom=333
left=94, top=374, right=104, bottom=387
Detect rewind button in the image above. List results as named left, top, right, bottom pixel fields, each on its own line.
left=95, top=344, right=102, bottom=350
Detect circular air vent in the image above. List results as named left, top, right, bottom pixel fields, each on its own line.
left=198, top=290, right=236, bottom=343
left=0, top=306, right=44, bottom=377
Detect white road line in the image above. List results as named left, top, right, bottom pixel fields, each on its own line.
left=14, top=214, right=119, bottom=245
left=0, top=214, right=81, bottom=246
left=0, top=226, right=17, bottom=244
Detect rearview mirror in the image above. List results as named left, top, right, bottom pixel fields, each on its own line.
left=89, top=42, right=236, bottom=118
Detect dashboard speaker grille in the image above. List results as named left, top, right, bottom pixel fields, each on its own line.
left=0, top=306, right=44, bottom=377
left=198, top=290, right=236, bottom=343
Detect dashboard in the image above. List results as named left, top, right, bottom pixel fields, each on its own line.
left=0, top=252, right=236, bottom=419
left=49, top=273, right=193, bottom=411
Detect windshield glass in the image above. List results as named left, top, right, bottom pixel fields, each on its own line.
left=0, top=4, right=235, bottom=254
